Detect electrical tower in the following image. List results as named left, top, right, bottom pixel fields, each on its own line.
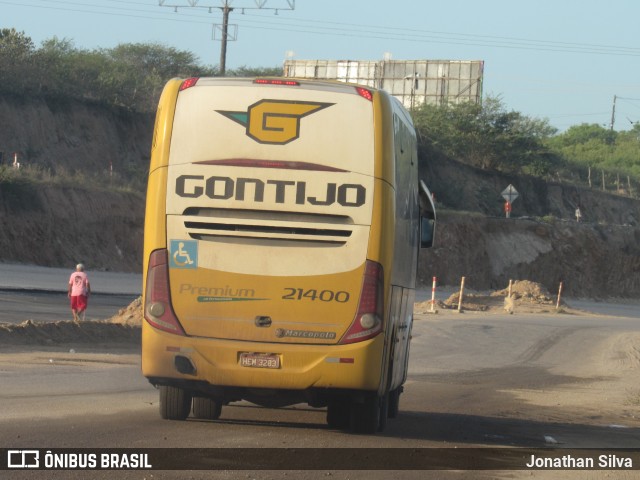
left=159, top=0, right=295, bottom=76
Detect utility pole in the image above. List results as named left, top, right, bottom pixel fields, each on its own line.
left=159, top=1, right=295, bottom=77
left=219, top=2, right=232, bottom=75
left=610, top=94, right=617, bottom=131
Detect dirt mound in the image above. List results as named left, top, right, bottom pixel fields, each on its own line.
left=0, top=319, right=140, bottom=346
left=414, top=299, right=449, bottom=314
left=110, top=296, right=143, bottom=326
left=492, top=279, right=555, bottom=303
left=414, top=280, right=570, bottom=315
left=0, top=297, right=144, bottom=346
left=0, top=297, right=142, bottom=346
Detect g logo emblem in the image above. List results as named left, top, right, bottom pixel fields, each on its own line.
left=218, top=100, right=333, bottom=145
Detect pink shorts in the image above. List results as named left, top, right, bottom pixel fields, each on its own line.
left=70, top=295, right=88, bottom=312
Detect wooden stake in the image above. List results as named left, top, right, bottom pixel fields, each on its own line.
left=505, top=279, right=515, bottom=314
left=430, top=276, right=437, bottom=313
left=556, top=281, right=563, bottom=310
left=458, top=276, right=466, bottom=313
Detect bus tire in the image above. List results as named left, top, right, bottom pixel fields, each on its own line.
left=192, top=396, right=222, bottom=420
left=387, top=387, right=401, bottom=418
left=159, top=385, right=192, bottom=420
left=326, top=403, right=350, bottom=429
left=378, top=392, right=389, bottom=432
left=350, top=394, right=380, bottom=434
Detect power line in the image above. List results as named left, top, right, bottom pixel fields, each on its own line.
left=0, top=0, right=199, bottom=24
left=104, top=0, right=640, bottom=56
left=238, top=12, right=640, bottom=56
left=234, top=20, right=640, bottom=57
left=617, top=97, right=640, bottom=103
left=158, top=0, right=294, bottom=75
left=546, top=112, right=610, bottom=118
left=3, top=0, right=640, bottom=57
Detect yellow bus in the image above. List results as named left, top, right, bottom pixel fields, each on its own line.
left=142, top=77, right=435, bottom=434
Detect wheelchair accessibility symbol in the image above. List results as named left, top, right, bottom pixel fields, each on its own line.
left=169, top=240, right=198, bottom=269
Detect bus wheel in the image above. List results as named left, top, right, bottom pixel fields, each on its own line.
left=192, top=396, right=222, bottom=420
left=378, top=392, right=389, bottom=432
left=387, top=387, right=401, bottom=418
left=350, top=394, right=380, bottom=434
left=159, top=385, right=192, bottom=420
left=326, top=403, right=350, bottom=429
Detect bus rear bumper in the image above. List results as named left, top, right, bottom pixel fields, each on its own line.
left=142, top=322, right=386, bottom=397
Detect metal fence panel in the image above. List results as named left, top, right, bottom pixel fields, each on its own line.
left=284, top=59, right=484, bottom=109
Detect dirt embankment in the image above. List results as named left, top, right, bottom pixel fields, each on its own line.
left=420, top=147, right=640, bottom=226
left=421, top=212, right=640, bottom=298
left=0, top=95, right=152, bottom=174
left=2, top=182, right=637, bottom=298
left=0, top=183, right=144, bottom=272
left=0, top=94, right=639, bottom=297
left=0, top=95, right=150, bottom=272
left=417, top=153, right=640, bottom=298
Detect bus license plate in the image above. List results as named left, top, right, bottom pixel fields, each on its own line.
left=239, top=353, right=280, bottom=369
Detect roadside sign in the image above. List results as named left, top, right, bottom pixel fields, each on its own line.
left=501, top=184, right=519, bottom=203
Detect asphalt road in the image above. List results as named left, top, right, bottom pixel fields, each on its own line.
left=0, top=263, right=141, bottom=323
left=2, top=312, right=640, bottom=479
left=0, top=290, right=139, bottom=323
left=1, top=264, right=639, bottom=479
left=0, top=263, right=142, bottom=294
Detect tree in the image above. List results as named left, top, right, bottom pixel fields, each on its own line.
left=99, top=43, right=211, bottom=110
left=414, top=96, right=557, bottom=175
left=0, top=29, right=37, bottom=93
left=550, top=123, right=616, bottom=147
left=226, top=65, right=283, bottom=77
left=546, top=123, right=640, bottom=183
left=0, top=28, right=35, bottom=56
left=0, top=31, right=284, bottom=110
left=34, top=37, right=79, bottom=95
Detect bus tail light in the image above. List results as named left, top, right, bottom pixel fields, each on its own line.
left=356, top=87, right=373, bottom=101
left=254, top=78, right=300, bottom=86
left=180, top=77, right=199, bottom=91
left=340, top=261, right=384, bottom=344
left=144, top=249, right=186, bottom=336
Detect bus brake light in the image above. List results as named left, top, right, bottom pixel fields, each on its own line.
left=144, top=249, right=186, bottom=336
left=340, top=261, right=383, bottom=344
left=356, top=87, right=373, bottom=101
left=254, top=79, right=300, bottom=86
left=180, top=77, right=199, bottom=91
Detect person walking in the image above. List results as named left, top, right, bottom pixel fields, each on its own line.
left=68, top=263, right=91, bottom=322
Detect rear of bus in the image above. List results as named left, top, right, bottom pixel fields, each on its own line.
left=142, top=78, right=401, bottom=432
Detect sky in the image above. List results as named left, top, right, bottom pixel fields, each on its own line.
left=2, top=0, right=640, bottom=132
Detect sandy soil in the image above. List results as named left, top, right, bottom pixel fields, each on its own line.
left=0, top=297, right=142, bottom=346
